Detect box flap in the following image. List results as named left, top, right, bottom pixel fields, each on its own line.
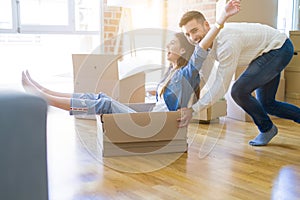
left=119, top=73, right=145, bottom=103
left=72, top=53, right=146, bottom=103
left=119, top=66, right=161, bottom=80
left=290, top=30, right=300, bottom=36
left=126, top=103, right=155, bottom=112
left=73, top=54, right=119, bottom=80
left=72, top=54, right=119, bottom=93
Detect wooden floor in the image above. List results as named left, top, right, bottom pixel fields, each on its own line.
left=47, top=99, right=300, bottom=200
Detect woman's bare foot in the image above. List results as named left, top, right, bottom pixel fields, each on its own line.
left=21, top=71, right=46, bottom=98
left=24, top=70, right=45, bottom=91
left=24, top=70, right=72, bottom=98
left=22, top=71, right=36, bottom=94
left=22, top=70, right=73, bottom=111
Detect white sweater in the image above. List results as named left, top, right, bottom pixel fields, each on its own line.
left=192, top=22, right=288, bottom=112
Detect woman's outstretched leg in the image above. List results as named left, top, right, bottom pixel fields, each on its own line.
left=22, top=71, right=136, bottom=115
left=22, top=71, right=72, bottom=111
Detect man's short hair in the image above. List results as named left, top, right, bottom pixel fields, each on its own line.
left=179, top=11, right=206, bottom=27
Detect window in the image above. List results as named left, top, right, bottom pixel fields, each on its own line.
left=0, top=0, right=17, bottom=32
left=277, top=0, right=294, bottom=34
left=293, top=0, right=300, bottom=30
left=0, top=0, right=101, bottom=34
left=0, top=0, right=102, bottom=89
left=275, top=0, right=300, bottom=34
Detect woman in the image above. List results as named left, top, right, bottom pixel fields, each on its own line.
left=22, top=0, right=240, bottom=117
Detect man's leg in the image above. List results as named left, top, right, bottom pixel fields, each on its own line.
left=231, top=39, right=294, bottom=146
left=256, top=75, right=300, bottom=123
left=70, top=93, right=136, bottom=115
left=23, top=71, right=136, bottom=115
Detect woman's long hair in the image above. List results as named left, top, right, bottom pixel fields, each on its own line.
left=159, top=32, right=196, bottom=98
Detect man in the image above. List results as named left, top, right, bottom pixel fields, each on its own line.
left=178, top=8, right=300, bottom=146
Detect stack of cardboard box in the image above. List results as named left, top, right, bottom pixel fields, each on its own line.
left=192, top=99, right=227, bottom=123
left=285, top=31, right=300, bottom=100
left=227, top=0, right=278, bottom=28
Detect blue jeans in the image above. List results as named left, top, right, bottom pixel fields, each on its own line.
left=70, top=93, right=136, bottom=115
left=231, top=38, right=300, bottom=132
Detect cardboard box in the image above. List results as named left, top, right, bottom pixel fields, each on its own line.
left=277, top=78, right=286, bottom=101
left=286, top=51, right=300, bottom=69
left=290, top=31, right=300, bottom=52
left=72, top=54, right=145, bottom=103
left=232, top=66, right=247, bottom=80
left=226, top=78, right=286, bottom=122
left=285, top=66, right=300, bottom=100
left=226, top=0, right=278, bottom=28
left=284, top=31, right=300, bottom=99
left=96, top=103, right=188, bottom=157
left=192, top=99, right=227, bottom=122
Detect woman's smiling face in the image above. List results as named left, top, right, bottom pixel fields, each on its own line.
left=166, top=36, right=183, bottom=64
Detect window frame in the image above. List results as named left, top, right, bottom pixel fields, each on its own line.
left=0, top=0, right=102, bottom=34
left=293, top=0, right=299, bottom=30
left=0, top=0, right=18, bottom=33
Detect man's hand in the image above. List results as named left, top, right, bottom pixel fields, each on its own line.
left=224, top=0, right=241, bottom=19
left=177, top=107, right=194, bottom=128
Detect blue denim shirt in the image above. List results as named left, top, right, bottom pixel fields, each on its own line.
left=158, top=46, right=208, bottom=111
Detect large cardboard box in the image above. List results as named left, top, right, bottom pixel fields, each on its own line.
left=290, top=31, right=300, bottom=52
left=96, top=103, right=188, bottom=157
left=285, top=31, right=300, bottom=99
left=72, top=54, right=145, bottom=103
left=285, top=67, right=300, bottom=99
left=287, top=53, right=300, bottom=69
left=192, top=99, right=227, bottom=122
left=226, top=0, right=278, bottom=28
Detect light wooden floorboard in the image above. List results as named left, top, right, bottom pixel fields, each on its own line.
left=47, top=100, right=300, bottom=200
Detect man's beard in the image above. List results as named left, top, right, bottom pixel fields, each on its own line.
left=189, top=38, right=202, bottom=46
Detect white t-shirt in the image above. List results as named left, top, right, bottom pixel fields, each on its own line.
left=151, top=81, right=169, bottom=112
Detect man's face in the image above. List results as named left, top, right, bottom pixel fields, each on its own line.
left=181, top=18, right=209, bottom=45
